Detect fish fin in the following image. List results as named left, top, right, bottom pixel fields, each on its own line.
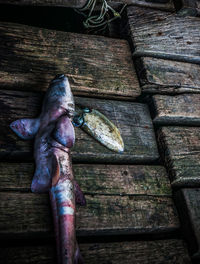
left=31, top=165, right=51, bottom=193
left=10, top=118, right=40, bottom=140
left=74, top=180, right=86, bottom=206
left=74, top=243, right=84, bottom=264
left=53, top=115, right=75, bottom=148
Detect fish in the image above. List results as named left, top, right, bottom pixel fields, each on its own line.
left=73, top=108, right=124, bottom=153
left=10, top=74, right=85, bottom=264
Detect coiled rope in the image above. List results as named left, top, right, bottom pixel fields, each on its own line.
left=75, top=0, right=127, bottom=32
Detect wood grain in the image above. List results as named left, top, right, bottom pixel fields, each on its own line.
left=0, top=0, right=88, bottom=8
left=158, top=127, right=200, bottom=188
left=109, top=0, right=175, bottom=11
left=0, top=90, right=159, bottom=163
left=0, top=239, right=191, bottom=264
left=135, top=57, right=200, bottom=94
left=151, top=94, right=200, bottom=125
left=0, top=163, right=171, bottom=196
left=0, top=192, right=178, bottom=238
left=0, top=163, right=178, bottom=237
left=0, top=21, right=140, bottom=99
left=127, top=6, right=200, bottom=63
left=175, top=189, right=200, bottom=259
left=0, top=0, right=175, bottom=11
left=174, top=0, right=200, bottom=16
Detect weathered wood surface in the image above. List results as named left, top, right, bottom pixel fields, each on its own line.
left=0, top=0, right=175, bottom=11
left=109, top=0, right=175, bottom=11
left=0, top=163, right=171, bottom=196
left=0, top=21, right=140, bottom=99
left=136, top=57, right=200, bottom=94
left=0, top=0, right=87, bottom=8
left=0, top=239, right=191, bottom=264
left=0, top=163, right=179, bottom=238
left=174, top=0, right=200, bottom=16
left=126, top=6, right=200, bottom=64
left=151, top=94, right=200, bottom=125
left=175, top=189, right=200, bottom=259
left=0, top=90, right=159, bottom=163
left=158, top=127, right=200, bottom=188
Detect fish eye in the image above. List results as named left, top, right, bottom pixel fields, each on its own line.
left=72, top=115, right=84, bottom=127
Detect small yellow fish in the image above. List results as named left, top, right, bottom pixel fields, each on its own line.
left=73, top=108, right=124, bottom=153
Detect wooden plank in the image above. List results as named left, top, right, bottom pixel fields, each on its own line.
left=174, top=189, right=200, bottom=259
left=174, top=0, right=200, bottom=16
left=126, top=6, right=200, bottom=63
left=0, top=163, right=171, bottom=196
left=0, top=0, right=175, bottom=11
left=109, top=0, right=175, bottom=11
left=0, top=193, right=178, bottom=237
left=158, top=127, right=200, bottom=188
left=0, top=239, right=191, bottom=264
left=151, top=94, right=200, bottom=125
left=0, top=0, right=87, bottom=8
left=0, top=90, right=159, bottom=163
left=0, top=21, right=140, bottom=99
left=0, top=163, right=179, bottom=238
left=135, top=57, right=200, bottom=94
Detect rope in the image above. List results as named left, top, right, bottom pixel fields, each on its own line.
left=75, top=0, right=127, bottom=32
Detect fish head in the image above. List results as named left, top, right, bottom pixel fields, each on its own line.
left=42, top=74, right=75, bottom=119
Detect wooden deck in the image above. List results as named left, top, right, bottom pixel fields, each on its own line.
left=0, top=0, right=199, bottom=263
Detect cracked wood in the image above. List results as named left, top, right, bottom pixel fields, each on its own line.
left=151, top=94, right=200, bottom=125
left=0, top=163, right=171, bottom=195
left=126, top=6, right=200, bottom=63
left=135, top=57, right=200, bottom=94
left=0, top=163, right=178, bottom=237
left=0, top=21, right=140, bottom=99
left=158, top=126, right=200, bottom=188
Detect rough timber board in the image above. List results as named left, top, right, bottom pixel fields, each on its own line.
left=0, top=0, right=175, bottom=11
left=0, top=21, right=140, bottom=99
left=136, top=57, right=200, bottom=94
left=0, top=90, right=159, bottom=163
left=0, top=239, right=191, bottom=264
left=109, top=0, right=175, bottom=11
left=158, top=127, right=200, bottom=188
left=151, top=94, right=200, bottom=125
left=0, top=164, right=178, bottom=237
left=127, top=6, right=200, bottom=64
left=0, top=163, right=171, bottom=196
left=175, top=189, right=200, bottom=259
left=0, top=0, right=87, bottom=8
